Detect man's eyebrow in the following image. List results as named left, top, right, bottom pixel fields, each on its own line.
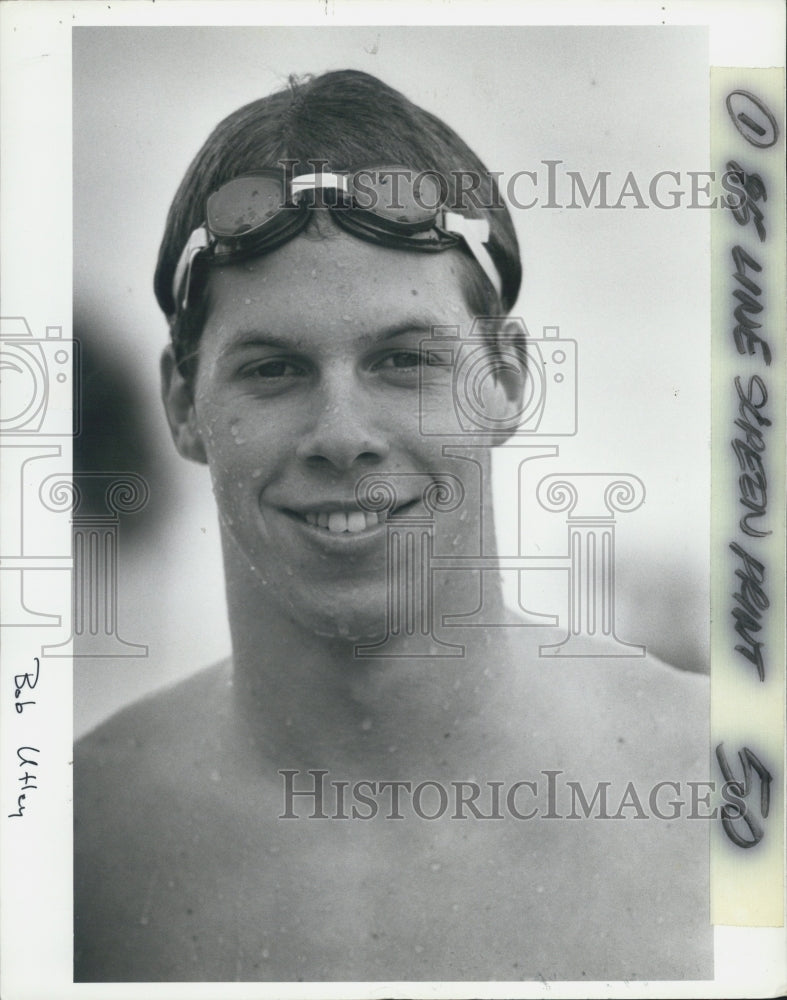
left=360, top=319, right=442, bottom=345
left=221, top=319, right=443, bottom=353
left=221, top=332, right=304, bottom=355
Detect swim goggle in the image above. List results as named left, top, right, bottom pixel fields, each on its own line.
left=172, top=166, right=503, bottom=312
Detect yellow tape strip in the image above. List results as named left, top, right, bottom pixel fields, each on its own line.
left=710, top=67, right=786, bottom=927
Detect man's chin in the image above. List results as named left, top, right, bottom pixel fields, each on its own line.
left=290, top=588, right=387, bottom=644
left=308, top=613, right=388, bottom=644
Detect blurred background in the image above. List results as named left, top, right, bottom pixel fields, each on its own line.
left=73, top=26, right=710, bottom=736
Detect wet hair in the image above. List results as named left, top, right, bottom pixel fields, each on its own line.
left=154, top=70, right=522, bottom=381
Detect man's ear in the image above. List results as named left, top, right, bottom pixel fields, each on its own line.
left=160, top=346, right=208, bottom=464
left=488, top=319, right=527, bottom=439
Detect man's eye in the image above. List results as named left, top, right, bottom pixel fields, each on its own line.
left=374, top=350, right=427, bottom=372
left=387, top=351, right=422, bottom=369
left=243, top=359, right=304, bottom=379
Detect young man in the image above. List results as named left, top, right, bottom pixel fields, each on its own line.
left=74, top=70, right=712, bottom=983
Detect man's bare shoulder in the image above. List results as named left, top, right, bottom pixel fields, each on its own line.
left=570, top=652, right=709, bottom=774
left=73, top=659, right=248, bottom=981
left=568, top=650, right=709, bottom=721
left=499, top=631, right=709, bottom=776
left=73, top=658, right=240, bottom=882
left=75, top=659, right=233, bottom=777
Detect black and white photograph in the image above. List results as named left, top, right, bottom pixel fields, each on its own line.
left=1, top=2, right=785, bottom=998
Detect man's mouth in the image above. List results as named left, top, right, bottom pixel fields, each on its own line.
left=303, top=510, right=384, bottom=533
left=287, top=499, right=421, bottom=535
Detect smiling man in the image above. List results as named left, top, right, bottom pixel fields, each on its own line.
left=74, top=70, right=712, bottom=983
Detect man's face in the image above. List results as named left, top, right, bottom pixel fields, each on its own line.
left=168, top=224, right=519, bottom=639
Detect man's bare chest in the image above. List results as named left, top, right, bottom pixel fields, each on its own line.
left=139, top=788, right=696, bottom=981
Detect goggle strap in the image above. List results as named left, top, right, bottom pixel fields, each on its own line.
left=291, top=172, right=349, bottom=199
left=443, top=212, right=502, bottom=299
left=174, top=226, right=210, bottom=312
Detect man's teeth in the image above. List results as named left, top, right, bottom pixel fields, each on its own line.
left=303, top=510, right=383, bottom=533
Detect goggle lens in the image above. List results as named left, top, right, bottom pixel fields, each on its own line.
left=347, top=169, right=442, bottom=229
left=206, top=173, right=288, bottom=238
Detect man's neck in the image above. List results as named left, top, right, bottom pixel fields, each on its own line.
left=224, top=565, right=538, bottom=781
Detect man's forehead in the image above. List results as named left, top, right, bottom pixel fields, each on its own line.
left=232, top=218, right=465, bottom=283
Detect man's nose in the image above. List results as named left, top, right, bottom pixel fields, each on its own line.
left=295, top=371, right=391, bottom=471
